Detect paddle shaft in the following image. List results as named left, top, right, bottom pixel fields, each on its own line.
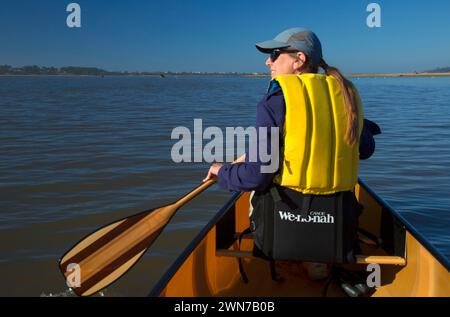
left=173, top=179, right=216, bottom=208
left=174, top=154, right=245, bottom=208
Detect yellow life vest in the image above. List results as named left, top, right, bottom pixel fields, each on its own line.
left=273, top=74, right=363, bottom=195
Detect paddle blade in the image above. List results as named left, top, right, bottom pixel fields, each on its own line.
left=59, top=204, right=176, bottom=296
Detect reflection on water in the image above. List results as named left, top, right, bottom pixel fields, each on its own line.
left=0, top=75, right=449, bottom=296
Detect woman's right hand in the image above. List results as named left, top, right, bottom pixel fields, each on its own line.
left=203, top=163, right=224, bottom=183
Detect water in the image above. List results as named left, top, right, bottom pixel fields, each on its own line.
left=1, top=75, right=449, bottom=296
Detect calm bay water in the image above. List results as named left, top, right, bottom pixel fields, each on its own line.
left=0, top=75, right=449, bottom=296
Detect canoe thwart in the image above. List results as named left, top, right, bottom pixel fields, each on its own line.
left=216, top=249, right=406, bottom=266
left=355, top=255, right=406, bottom=266
left=233, top=232, right=254, bottom=240
left=216, top=249, right=252, bottom=258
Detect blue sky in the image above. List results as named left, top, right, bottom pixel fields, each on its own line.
left=1, top=0, right=449, bottom=73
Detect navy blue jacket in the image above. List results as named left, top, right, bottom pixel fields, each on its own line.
left=217, top=81, right=380, bottom=192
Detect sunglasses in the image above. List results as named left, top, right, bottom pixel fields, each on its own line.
left=269, top=49, right=299, bottom=62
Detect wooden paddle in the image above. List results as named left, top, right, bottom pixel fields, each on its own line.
left=59, top=155, right=245, bottom=296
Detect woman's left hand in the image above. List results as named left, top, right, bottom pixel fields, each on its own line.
left=203, top=163, right=224, bottom=182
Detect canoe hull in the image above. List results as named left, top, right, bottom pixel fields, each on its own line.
left=150, top=181, right=450, bottom=297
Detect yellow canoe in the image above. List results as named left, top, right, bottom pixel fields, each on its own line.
left=149, top=180, right=450, bottom=297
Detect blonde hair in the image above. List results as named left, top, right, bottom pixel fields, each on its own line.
left=288, top=52, right=359, bottom=146
left=318, top=59, right=359, bottom=146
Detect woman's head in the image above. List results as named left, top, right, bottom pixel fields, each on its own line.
left=265, top=49, right=308, bottom=77
left=256, top=28, right=360, bottom=146
left=256, top=27, right=323, bottom=77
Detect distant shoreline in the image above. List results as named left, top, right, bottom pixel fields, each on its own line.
left=347, top=72, right=450, bottom=78
left=1, top=72, right=450, bottom=78
left=244, top=72, right=450, bottom=78
left=3, top=65, right=450, bottom=78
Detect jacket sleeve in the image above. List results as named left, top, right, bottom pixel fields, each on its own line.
left=217, top=90, right=285, bottom=192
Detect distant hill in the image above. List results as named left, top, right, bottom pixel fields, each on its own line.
left=0, top=65, right=113, bottom=76
left=0, top=65, right=258, bottom=76
left=424, top=67, right=450, bottom=73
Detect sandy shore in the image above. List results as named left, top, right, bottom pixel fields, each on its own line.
left=347, top=72, right=450, bottom=78
left=243, top=72, right=450, bottom=78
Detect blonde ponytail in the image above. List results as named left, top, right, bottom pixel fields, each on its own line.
left=319, top=59, right=359, bottom=146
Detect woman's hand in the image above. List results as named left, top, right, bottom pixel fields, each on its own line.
left=203, top=163, right=224, bottom=182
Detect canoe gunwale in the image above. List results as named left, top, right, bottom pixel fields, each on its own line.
left=358, top=179, right=450, bottom=272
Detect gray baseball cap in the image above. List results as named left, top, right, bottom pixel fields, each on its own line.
left=255, top=27, right=323, bottom=64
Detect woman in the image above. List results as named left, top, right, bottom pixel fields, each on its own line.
left=203, top=28, right=379, bottom=278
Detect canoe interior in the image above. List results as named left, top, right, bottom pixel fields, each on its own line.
left=150, top=181, right=450, bottom=297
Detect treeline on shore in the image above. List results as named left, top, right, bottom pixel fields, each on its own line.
left=0, top=65, right=256, bottom=76
left=424, top=67, right=450, bottom=73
